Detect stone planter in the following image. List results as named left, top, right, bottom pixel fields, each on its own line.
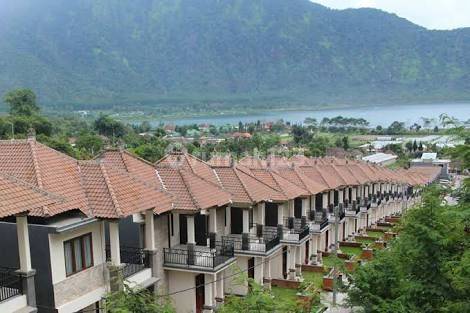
left=384, top=231, right=397, bottom=241
left=373, top=240, right=385, bottom=249
left=345, top=260, right=357, bottom=272
left=361, top=248, right=373, bottom=260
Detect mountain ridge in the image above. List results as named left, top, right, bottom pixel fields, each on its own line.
left=0, top=0, right=469, bottom=112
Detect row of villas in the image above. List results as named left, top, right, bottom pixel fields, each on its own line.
left=0, top=138, right=440, bottom=313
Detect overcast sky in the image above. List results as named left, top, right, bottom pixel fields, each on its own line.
left=313, top=0, right=470, bottom=30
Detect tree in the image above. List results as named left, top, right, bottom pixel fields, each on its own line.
left=106, top=284, right=174, bottom=313
left=75, top=133, right=104, bottom=156
left=342, top=136, right=350, bottom=150
left=387, top=121, right=406, bottom=135
left=412, top=140, right=418, bottom=152
left=348, top=186, right=470, bottom=313
left=94, top=115, right=128, bottom=139
left=4, top=89, right=40, bottom=116
left=405, top=141, right=413, bottom=153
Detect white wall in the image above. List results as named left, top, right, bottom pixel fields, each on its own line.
left=224, top=257, right=248, bottom=296
left=168, top=271, right=196, bottom=313
left=48, top=221, right=105, bottom=284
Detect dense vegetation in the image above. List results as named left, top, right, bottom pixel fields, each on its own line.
left=348, top=185, right=470, bottom=313
left=1, top=0, right=470, bottom=115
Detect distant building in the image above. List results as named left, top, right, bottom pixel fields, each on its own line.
left=410, top=153, right=450, bottom=179
left=362, top=153, right=398, bottom=166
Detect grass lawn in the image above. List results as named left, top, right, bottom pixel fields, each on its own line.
left=367, top=231, right=384, bottom=238
left=303, top=271, right=324, bottom=289
left=340, top=246, right=362, bottom=257
left=322, top=255, right=344, bottom=268
left=354, top=237, right=375, bottom=245
left=271, top=286, right=298, bottom=305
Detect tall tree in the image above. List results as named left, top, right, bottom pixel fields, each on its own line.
left=4, top=89, right=40, bottom=116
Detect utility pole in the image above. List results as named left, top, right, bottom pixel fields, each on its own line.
left=332, top=202, right=340, bottom=306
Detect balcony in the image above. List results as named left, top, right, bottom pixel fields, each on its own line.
left=106, top=246, right=150, bottom=278
left=309, top=210, right=329, bottom=232
left=0, top=267, right=22, bottom=303
left=163, top=241, right=235, bottom=272
left=222, top=228, right=281, bottom=255
left=280, top=217, right=310, bottom=243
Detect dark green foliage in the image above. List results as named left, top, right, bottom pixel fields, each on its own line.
left=348, top=186, right=470, bottom=313
left=105, top=284, right=175, bottom=313
left=4, top=89, right=39, bottom=116
left=1, top=0, right=470, bottom=113
left=94, top=115, right=128, bottom=138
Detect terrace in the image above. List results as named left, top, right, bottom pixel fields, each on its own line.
left=0, top=267, right=23, bottom=304
left=163, top=241, right=236, bottom=272
left=106, top=245, right=151, bottom=278
left=222, top=227, right=281, bottom=256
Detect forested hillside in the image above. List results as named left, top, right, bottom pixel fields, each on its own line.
left=0, top=0, right=469, bottom=112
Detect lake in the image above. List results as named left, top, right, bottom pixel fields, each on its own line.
left=153, top=102, right=470, bottom=127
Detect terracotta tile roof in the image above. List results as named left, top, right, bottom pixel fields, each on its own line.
left=274, top=166, right=328, bottom=194
left=80, top=162, right=173, bottom=218
left=0, top=140, right=90, bottom=217
left=208, top=155, right=233, bottom=167
left=238, top=156, right=269, bottom=169
left=155, top=151, right=220, bottom=185
left=213, top=165, right=285, bottom=204
left=0, top=174, right=62, bottom=218
left=332, top=163, right=361, bottom=186
left=241, top=166, right=308, bottom=199
left=408, top=167, right=441, bottom=183
left=155, top=166, right=231, bottom=211
left=345, top=163, right=372, bottom=184
left=97, top=149, right=163, bottom=189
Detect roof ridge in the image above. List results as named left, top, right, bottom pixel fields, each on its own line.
left=236, top=166, right=283, bottom=195
left=28, top=140, right=49, bottom=215
left=232, top=167, right=255, bottom=203
left=0, top=173, right=65, bottom=203
left=99, top=163, right=123, bottom=218
left=178, top=169, right=201, bottom=210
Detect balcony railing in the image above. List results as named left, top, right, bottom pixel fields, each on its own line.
left=222, top=230, right=280, bottom=254
left=163, top=241, right=234, bottom=269
left=0, top=267, right=22, bottom=302
left=106, top=246, right=150, bottom=278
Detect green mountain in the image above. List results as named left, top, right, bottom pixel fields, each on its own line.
left=0, top=0, right=469, bottom=113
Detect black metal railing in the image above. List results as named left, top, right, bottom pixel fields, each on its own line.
left=222, top=229, right=281, bottom=254
left=163, top=241, right=234, bottom=269
left=0, top=267, right=22, bottom=302
left=106, top=246, right=150, bottom=278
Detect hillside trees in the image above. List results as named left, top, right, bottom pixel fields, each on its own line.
left=348, top=186, right=470, bottom=313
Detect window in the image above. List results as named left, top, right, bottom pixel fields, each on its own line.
left=64, top=233, right=93, bottom=276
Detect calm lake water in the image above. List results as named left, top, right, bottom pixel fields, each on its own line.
left=156, top=103, right=470, bottom=127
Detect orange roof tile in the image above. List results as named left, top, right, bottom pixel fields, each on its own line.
left=155, top=166, right=231, bottom=211
left=0, top=140, right=90, bottom=217
left=156, top=151, right=220, bottom=185
left=0, top=174, right=61, bottom=218
left=80, top=162, right=173, bottom=218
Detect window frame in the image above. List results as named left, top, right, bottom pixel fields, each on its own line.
left=64, top=233, right=94, bottom=277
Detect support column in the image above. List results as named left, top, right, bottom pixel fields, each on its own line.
left=242, top=209, right=250, bottom=250
left=17, top=216, right=32, bottom=272
left=258, top=202, right=265, bottom=225
left=108, top=220, right=123, bottom=291
left=209, top=208, right=217, bottom=248
left=329, top=190, right=334, bottom=205
left=144, top=210, right=159, bottom=281
left=203, top=274, right=214, bottom=313
left=288, top=246, right=296, bottom=280
left=289, top=200, right=295, bottom=217
left=352, top=187, right=357, bottom=201
left=255, top=257, right=264, bottom=285
left=187, top=215, right=196, bottom=245
left=216, top=271, right=225, bottom=305
left=301, top=198, right=309, bottom=217
left=264, top=257, right=272, bottom=289
left=225, top=206, right=231, bottom=234
left=295, top=245, right=302, bottom=277
left=322, top=192, right=329, bottom=209
left=16, top=216, right=36, bottom=307
left=338, top=188, right=344, bottom=205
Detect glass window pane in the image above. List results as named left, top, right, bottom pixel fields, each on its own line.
left=73, top=239, right=83, bottom=271
left=64, top=242, right=73, bottom=275
left=84, top=235, right=92, bottom=268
